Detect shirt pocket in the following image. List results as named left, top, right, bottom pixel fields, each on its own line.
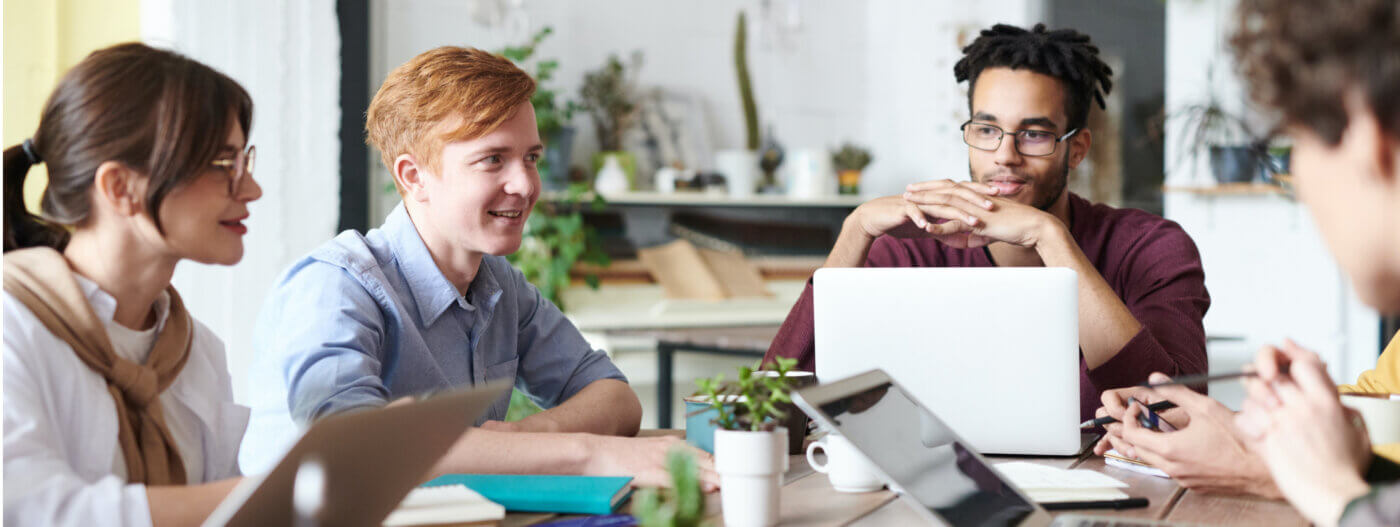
left=481, top=358, right=519, bottom=422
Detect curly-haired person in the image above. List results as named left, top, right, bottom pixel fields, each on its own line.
left=1091, top=1, right=1400, bottom=523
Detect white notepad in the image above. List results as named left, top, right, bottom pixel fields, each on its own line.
left=384, top=484, right=506, bottom=527
left=994, top=461, right=1130, bottom=502
left=1102, top=449, right=1171, bottom=479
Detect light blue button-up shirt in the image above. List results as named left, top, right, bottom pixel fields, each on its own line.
left=239, top=204, right=626, bottom=473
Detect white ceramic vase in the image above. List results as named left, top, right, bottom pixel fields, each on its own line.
left=715, top=427, right=787, bottom=527
left=784, top=147, right=836, bottom=199
left=594, top=153, right=629, bottom=196
left=715, top=149, right=759, bottom=198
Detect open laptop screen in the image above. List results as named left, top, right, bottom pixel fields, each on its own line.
left=817, top=381, right=1036, bottom=526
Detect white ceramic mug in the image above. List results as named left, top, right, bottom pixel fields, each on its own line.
left=1341, top=393, right=1400, bottom=446
left=805, top=434, right=883, bottom=493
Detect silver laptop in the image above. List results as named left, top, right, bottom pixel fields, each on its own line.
left=204, top=380, right=512, bottom=527
left=814, top=267, right=1080, bottom=455
left=792, top=370, right=1182, bottom=527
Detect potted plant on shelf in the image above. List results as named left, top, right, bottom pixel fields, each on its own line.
left=633, top=449, right=709, bottom=527
left=694, top=357, right=801, bottom=527
left=830, top=143, right=872, bottom=195
left=1167, top=100, right=1265, bottom=184
left=715, top=10, right=762, bottom=198
left=580, top=53, right=642, bottom=194
left=501, top=27, right=581, bottom=192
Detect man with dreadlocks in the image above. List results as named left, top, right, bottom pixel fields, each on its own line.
left=764, top=23, right=1209, bottom=423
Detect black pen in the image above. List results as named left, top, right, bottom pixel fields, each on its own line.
left=1079, top=400, right=1176, bottom=428
left=1041, top=497, right=1149, bottom=511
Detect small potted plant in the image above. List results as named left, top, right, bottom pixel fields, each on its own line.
left=694, top=357, right=800, bottom=527
left=633, top=449, right=709, bottom=527
left=580, top=53, right=642, bottom=192
left=831, top=143, right=872, bottom=195
left=1158, top=67, right=1265, bottom=185
left=715, top=10, right=762, bottom=197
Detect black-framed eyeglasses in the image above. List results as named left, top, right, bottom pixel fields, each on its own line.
left=209, top=145, right=256, bottom=196
left=960, top=121, right=1078, bottom=157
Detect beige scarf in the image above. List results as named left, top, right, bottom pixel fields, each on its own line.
left=3, top=247, right=191, bottom=485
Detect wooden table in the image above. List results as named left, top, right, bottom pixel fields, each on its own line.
left=502, top=433, right=1307, bottom=526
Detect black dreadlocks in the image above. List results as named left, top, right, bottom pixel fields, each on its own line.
left=954, top=23, right=1114, bottom=132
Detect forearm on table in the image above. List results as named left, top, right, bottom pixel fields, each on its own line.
left=1034, top=222, right=1142, bottom=369
left=824, top=216, right=877, bottom=268
left=147, top=478, right=243, bottom=527
left=431, top=428, right=592, bottom=477
left=513, top=379, right=641, bottom=436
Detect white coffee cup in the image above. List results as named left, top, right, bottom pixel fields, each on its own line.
left=1341, top=393, right=1400, bottom=446
left=805, top=434, right=883, bottom=493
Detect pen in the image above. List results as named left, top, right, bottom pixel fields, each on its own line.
left=1137, top=364, right=1288, bottom=389
left=1079, top=400, right=1176, bottom=428
left=1041, top=497, right=1149, bottom=511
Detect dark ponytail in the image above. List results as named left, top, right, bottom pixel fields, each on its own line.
left=4, top=142, right=69, bottom=252
left=2, top=42, right=252, bottom=254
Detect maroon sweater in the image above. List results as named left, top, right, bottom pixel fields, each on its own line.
left=764, top=193, right=1210, bottom=421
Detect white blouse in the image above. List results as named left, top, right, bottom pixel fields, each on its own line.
left=3, top=275, right=249, bottom=527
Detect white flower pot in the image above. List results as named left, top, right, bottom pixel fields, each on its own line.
left=715, top=149, right=759, bottom=198
left=714, top=427, right=787, bottom=527
left=594, top=153, right=629, bottom=196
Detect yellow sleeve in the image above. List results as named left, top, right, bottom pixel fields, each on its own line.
left=1337, top=333, right=1400, bottom=463
left=1339, top=333, right=1400, bottom=394
left=1377, top=444, right=1400, bottom=465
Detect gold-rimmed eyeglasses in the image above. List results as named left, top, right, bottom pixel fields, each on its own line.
left=960, top=121, right=1077, bottom=157
left=209, top=145, right=256, bottom=196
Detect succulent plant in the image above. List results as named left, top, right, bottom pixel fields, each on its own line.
left=831, top=143, right=873, bottom=172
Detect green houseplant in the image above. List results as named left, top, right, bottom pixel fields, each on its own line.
left=633, top=449, right=709, bottom=527
left=695, top=357, right=799, bottom=527
left=500, top=27, right=580, bottom=190
left=830, top=143, right=873, bottom=195
left=580, top=53, right=642, bottom=190
left=1158, top=66, right=1265, bottom=185
left=694, top=357, right=799, bottom=432
left=715, top=10, right=763, bottom=197
left=506, top=182, right=610, bottom=311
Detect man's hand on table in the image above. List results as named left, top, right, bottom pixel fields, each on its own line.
left=1236, top=341, right=1372, bottom=527
left=584, top=434, right=720, bottom=492
left=1093, top=373, right=1282, bottom=499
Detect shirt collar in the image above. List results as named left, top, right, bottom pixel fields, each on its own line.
left=72, top=273, right=172, bottom=331
left=466, top=256, right=504, bottom=315
left=385, top=203, right=501, bottom=325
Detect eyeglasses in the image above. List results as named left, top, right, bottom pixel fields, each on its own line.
left=960, top=121, right=1078, bottom=157
left=209, top=145, right=256, bottom=196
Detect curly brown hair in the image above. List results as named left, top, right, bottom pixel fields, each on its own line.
left=1231, top=0, right=1400, bottom=145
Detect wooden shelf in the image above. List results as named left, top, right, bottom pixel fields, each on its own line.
left=1162, top=183, right=1289, bottom=196
left=542, top=190, right=865, bottom=208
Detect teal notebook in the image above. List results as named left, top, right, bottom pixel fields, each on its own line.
left=423, top=474, right=633, bottom=515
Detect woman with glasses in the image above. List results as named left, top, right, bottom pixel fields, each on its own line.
left=3, top=43, right=260, bottom=526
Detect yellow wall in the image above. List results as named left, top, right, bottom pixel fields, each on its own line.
left=3, top=0, right=140, bottom=211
